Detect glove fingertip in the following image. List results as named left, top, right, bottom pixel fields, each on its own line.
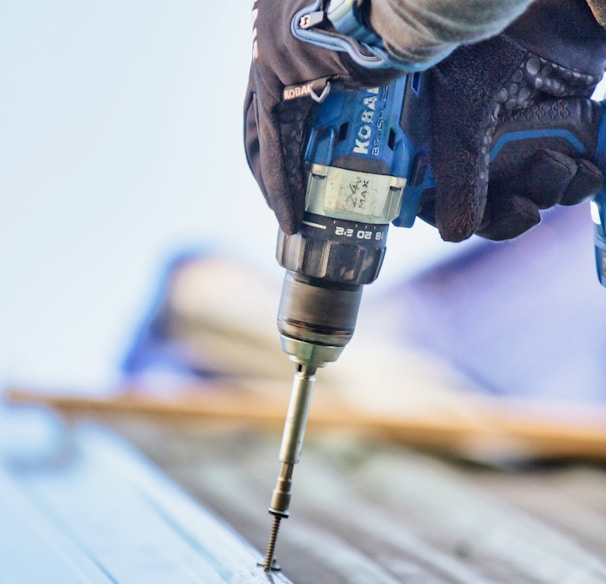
left=525, top=149, right=576, bottom=208
left=437, top=215, right=478, bottom=243
left=478, top=213, right=540, bottom=241
left=477, top=193, right=541, bottom=241
left=561, top=159, right=604, bottom=205
left=271, top=196, right=302, bottom=235
left=435, top=175, right=487, bottom=242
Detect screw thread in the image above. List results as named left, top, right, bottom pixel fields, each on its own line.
left=263, top=515, right=282, bottom=571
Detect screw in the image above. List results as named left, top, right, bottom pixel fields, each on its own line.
left=261, top=515, right=282, bottom=572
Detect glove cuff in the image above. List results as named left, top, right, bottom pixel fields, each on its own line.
left=292, top=0, right=436, bottom=72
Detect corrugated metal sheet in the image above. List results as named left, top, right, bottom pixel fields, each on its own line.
left=0, top=409, right=292, bottom=584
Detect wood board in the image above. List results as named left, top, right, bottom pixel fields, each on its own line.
left=108, top=415, right=606, bottom=584
left=7, top=384, right=606, bottom=461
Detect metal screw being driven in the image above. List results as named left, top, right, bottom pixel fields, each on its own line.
left=259, top=365, right=316, bottom=573
left=262, top=515, right=283, bottom=571
left=260, top=460, right=293, bottom=571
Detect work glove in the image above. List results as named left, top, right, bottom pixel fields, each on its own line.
left=244, top=0, right=400, bottom=235
left=422, top=0, right=606, bottom=242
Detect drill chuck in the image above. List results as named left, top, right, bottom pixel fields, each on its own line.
left=277, top=270, right=362, bottom=366
left=276, top=210, right=389, bottom=366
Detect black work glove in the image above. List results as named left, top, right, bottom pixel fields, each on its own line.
left=421, top=0, right=606, bottom=242
left=244, top=0, right=399, bottom=235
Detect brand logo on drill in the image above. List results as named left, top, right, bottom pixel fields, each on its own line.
left=353, top=87, right=379, bottom=155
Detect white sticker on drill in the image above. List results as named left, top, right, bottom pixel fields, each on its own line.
left=322, top=168, right=404, bottom=223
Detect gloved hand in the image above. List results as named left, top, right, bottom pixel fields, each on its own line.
left=421, top=0, right=606, bottom=242
left=244, top=0, right=399, bottom=235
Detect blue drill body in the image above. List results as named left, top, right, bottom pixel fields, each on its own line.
left=276, top=73, right=434, bottom=361
left=303, top=73, right=434, bottom=229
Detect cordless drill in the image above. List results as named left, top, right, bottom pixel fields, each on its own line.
left=260, top=72, right=433, bottom=571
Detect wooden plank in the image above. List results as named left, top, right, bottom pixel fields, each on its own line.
left=0, top=408, right=293, bottom=584
left=3, top=405, right=605, bottom=583
left=108, top=417, right=606, bottom=584
left=7, top=385, right=606, bottom=460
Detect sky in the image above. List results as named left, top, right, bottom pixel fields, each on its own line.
left=2, top=2, right=602, bottom=392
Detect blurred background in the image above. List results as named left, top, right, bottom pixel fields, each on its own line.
left=0, top=0, right=473, bottom=392
left=2, top=6, right=605, bottom=579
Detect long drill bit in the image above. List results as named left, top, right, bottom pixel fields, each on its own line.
left=261, top=365, right=316, bottom=572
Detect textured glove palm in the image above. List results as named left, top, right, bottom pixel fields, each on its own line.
left=423, top=0, right=606, bottom=242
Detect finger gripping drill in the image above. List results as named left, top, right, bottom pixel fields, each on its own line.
left=261, top=73, right=433, bottom=570
left=486, top=97, right=606, bottom=284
